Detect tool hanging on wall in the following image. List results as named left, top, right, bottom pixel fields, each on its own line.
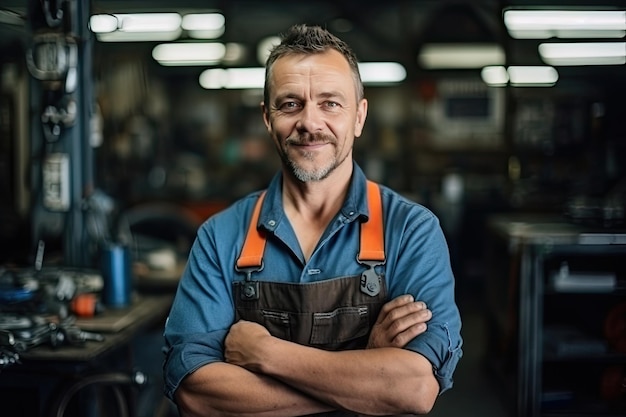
left=27, top=0, right=77, bottom=215
left=27, top=1, right=78, bottom=145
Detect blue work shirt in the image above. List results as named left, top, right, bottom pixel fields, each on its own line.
left=163, top=164, right=463, bottom=400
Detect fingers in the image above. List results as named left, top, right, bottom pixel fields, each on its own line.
left=367, top=295, right=432, bottom=349
left=390, top=306, right=431, bottom=346
left=377, top=295, right=429, bottom=328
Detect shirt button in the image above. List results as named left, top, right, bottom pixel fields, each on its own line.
left=268, top=220, right=276, bottom=227
left=349, top=211, right=354, bottom=216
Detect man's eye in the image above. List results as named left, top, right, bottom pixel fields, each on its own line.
left=325, top=101, right=339, bottom=109
left=280, top=101, right=300, bottom=111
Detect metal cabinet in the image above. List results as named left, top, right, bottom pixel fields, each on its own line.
left=486, top=215, right=626, bottom=417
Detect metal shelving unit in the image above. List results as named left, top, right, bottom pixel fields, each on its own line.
left=486, top=214, right=626, bottom=417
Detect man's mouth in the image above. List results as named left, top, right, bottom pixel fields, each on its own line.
left=286, top=134, right=334, bottom=148
left=293, top=141, right=328, bottom=149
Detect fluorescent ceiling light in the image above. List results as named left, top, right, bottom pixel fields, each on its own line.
left=96, top=29, right=182, bottom=42
left=182, top=13, right=224, bottom=31
left=539, top=42, right=626, bottom=65
left=222, top=43, right=247, bottom=64
left=508, top=66, right=559, bottom=87
left=418, top=44, right=505, bottom=69
left=504, top=10, right=626, bottom=39
left=481, top=66, right=509, bottom=86
left=91, top=12, right=226, bottom=41
left=118, top=13, right=181, bottom=32
left=257, top=36, right=281, bottom=65
left=92, top=13, right=182, bottom=42
left=481, top=66, right=558, bottom=87
left=359, top=62, right=406, bottom=84
left=182, top=13, right=225, bottom=39
left=200, top=68, right=266, bottom=89
left=199, top=62, right=408, bottom=89
left=153, top=43, right=226, bottom=66
left=89, top=14, right=118, bottom=33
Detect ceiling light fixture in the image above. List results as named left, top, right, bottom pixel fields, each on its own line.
left=182, top=13, right=225, bottom=39
left=539, top=42, right=626, bottom=65
left=199, top=62, right=408, bottom=89
left=418, top=44, right=505, bottom=69
left=359, top=63, right=406, bottom=84
left=92, top=13, right=182, bottom=42
left=481, top=66, right=559, bottom=87
left=257, top=36, right=281, bottom=65
left=222, top=43, right=247, bottom=65
left=152, top=43, right=226, bottom=66
left=481, top=66, right=509, bottom=86
left=508, top=66, right=559, bottom=87
left=504, top=10, right=626, bottom=39
left=118, top=13, right=181, bottom=33
left=200, top=68, right=266, bottom=89
left=89, top=14, right=118, bottom=33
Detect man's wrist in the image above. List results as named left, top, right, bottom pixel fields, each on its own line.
left=255, top=333, right=281, bottom=374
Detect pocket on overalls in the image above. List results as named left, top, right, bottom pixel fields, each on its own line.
left=260, top=310, right=292, bottom=341
left=310, top=306, right=369, bottom=348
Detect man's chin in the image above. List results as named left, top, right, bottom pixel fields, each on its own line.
left=290, top=165, right=333, bottom=183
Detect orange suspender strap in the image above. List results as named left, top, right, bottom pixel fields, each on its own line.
left=358, top=180, right=386, bottom=263
left=235, top=180, right=385, bottom=270
left=235, top=191, right=267, bottom=270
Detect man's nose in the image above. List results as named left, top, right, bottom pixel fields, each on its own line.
left=295, top=104, right=324, bottom=132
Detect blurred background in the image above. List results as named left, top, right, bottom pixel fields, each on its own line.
left=0, top=1, right=625, bottom=416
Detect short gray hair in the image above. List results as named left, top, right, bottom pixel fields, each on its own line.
left=263, top=24, right=364, bottom=110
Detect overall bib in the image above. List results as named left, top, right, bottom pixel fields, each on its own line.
left=233, top=182, right=390, bottom=416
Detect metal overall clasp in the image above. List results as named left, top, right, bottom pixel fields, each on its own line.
left=235, top=262, right=264, bottom=301
left=357, top=259, right=384, bottom=297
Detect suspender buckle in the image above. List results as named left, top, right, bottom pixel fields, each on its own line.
left=357, top=259, right=384, bottom=297
left=235, top=263, right=264, bottom=301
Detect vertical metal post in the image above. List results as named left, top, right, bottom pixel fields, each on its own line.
left=65, top=0, right=94, bottom=267
left=27, top=0, right=93, bottom=267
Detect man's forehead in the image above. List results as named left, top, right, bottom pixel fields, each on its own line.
left=270, top=51, right=355, bottom=95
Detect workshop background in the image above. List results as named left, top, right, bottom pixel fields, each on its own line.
left=1, top=1, right=625, bottom=416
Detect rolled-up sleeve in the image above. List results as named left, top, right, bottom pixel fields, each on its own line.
left=162, top=329, right=227, bottom=400
left=162, top=217, right=238, bottom=400
left=406, top=322, right=463, bottom=393
left=383, top=195, right=463, bottom=394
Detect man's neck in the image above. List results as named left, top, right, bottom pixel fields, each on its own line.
left=281, top=162, right=353, bottom=261
left=281, top=162, right=353, bottom=222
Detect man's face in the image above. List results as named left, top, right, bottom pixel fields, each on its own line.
left=262, top=49, right=367, bottom=183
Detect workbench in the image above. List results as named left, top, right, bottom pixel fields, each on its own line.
left=0, top=294, right=173, bottom=417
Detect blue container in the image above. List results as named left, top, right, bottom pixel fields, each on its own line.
left=101, top=243, right=133, bottom=308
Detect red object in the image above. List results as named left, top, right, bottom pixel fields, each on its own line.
left=71, top=293, right=99, bottom=317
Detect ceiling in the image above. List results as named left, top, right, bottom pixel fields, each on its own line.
left=0, top=0, right=624, bottom=79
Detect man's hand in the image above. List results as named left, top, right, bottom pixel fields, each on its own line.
left=224, top=320, right=274, bottom=372
left=367, top=295, right=432, bottom=349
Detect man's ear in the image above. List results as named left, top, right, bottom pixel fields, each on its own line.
left=354, top=98, right=368, bottom=138
left=261, top=102, right=271, bottom=132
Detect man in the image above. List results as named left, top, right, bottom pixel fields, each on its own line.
left=163, top=24, right=462, bottom=416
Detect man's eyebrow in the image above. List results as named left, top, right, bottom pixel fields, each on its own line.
left=317, top=91, right=347, bottom=101
left=273, top=93, right=300, bottom=103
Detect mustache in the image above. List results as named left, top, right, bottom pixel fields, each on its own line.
left=285, top=132, right=335, bottom=146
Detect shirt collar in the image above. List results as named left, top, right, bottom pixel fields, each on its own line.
left=258, top=163, right=369, bottom=232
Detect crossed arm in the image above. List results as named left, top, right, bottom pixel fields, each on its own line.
left=175, top=295, right=439, bottom=417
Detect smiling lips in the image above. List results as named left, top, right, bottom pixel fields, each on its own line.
left=286, top=132, right=335, bottom=149
left=294, top=141, right=328, bottom=149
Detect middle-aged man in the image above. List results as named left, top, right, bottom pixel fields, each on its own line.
left=163, top=24, right=463, bottom=416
